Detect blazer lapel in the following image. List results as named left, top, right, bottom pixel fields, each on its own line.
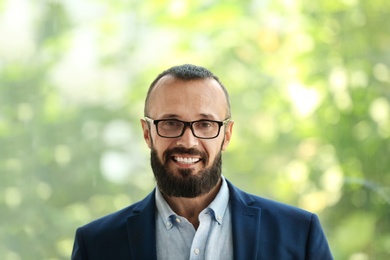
left=126, top=190, right=157, bottom=260
left=227, top=181, right=262, bottom=260
left=125, top=183, right=261, bottom=259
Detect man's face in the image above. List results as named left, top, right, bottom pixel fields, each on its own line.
left=141, top=75, right=233, bottom=197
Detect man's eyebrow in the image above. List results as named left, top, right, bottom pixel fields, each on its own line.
left=198, top=113, right=217, bottom=120
left=159, top=114, right=180, bottom=119
left=158, top=113, right=218, bottom=120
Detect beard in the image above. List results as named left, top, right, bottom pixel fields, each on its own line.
left=150, top=146, right=222, bottom=198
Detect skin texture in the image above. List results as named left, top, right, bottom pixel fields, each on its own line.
left=141, top=75, right=234, bottom=228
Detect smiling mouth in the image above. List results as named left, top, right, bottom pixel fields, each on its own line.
left=172, top=156, right=201, bottom=165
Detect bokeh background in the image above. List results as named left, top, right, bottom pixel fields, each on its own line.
left=1, top=0, right=390, bottom=259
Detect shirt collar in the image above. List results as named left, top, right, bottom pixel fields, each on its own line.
left=206, top=176, right=229, bottom=225
left=155, top=176, right=230, bottom=229
left=155, top=184, right=176, bottom=230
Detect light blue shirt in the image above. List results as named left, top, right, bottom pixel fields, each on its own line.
left=155, top=176, right=233, bottom=260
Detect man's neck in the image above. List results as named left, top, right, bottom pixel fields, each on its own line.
left=161, top=178, right=222, bottom=229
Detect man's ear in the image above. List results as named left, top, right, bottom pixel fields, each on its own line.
left=222, top=120, right=234, bottom=151
left=141, top=119, right=152, bottom=149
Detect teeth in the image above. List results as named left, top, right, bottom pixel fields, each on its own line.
left=174, top=157, right=200, bottom=164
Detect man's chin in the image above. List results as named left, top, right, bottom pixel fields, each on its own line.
left=168, top=160, right=204, bottom=176
left=165, top=167, right=192, bottom=178
left=177, top=168, right=193, bottom=177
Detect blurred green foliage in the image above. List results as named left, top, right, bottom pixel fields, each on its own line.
left=1, top=0, right=389, bottom=259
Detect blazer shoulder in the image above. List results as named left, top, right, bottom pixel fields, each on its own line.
left=227, top=180, right=313, bottom=220
left=227, top=180, right=333, bottom=259
left=72, top=190, right=157, bottom=259
left=77, top=189, right=155, bottom=237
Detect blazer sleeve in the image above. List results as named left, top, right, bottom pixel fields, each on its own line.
left=306, top=214, right=333, bottom=260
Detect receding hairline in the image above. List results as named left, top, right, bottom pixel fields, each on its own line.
left=144, top=64, right=231, bottom=118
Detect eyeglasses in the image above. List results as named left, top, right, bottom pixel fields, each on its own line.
left=144, top=117, right=231, bottom=139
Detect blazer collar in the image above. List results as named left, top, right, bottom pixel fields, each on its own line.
left=227, top=180, right=262, bottom=260
left=126, top=181, right=262, bottom=260
left=126, top=190, right=157, bottom=259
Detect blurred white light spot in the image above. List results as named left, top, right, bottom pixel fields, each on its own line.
left=329, top=67, right=348, bottom=91
left=349, top=253, right=369, bottom=260
left=5, top=251, right=21, bottom=260
left=6, top=158, right=22, bottom=172
left=369, top=97, right=390, bottom=125
left=5, top=187, right=22, bottom=208
left=287, top=82, right=322, bottom=117
left=36, top=182, right=52, bottom=201
left=100, top=151, right=131, bottom=183
left=341, top=0, right=359, bottom=7
left=63, top=0, right=106, bottom=23
left=17, top=103, right=33, bottom=122
left=299, top=191, right=328, bottom=213
left=168, top=0, right=188, bottom=18
left=286, top=160, right=309, bottom=184
left=373, top=63, right=390, bottom=82
left=350, top=70, right=368, bottom=88
left=102, top=120, right=133, bottom=147
left=56, top=238, right=74, bottom=258
left=0, top=0, right=35, bottom=61
left=329, top=67, right=353, bottom=111
left=352, top=121, right=371, bottom=141
left=65, top=203, right=91, bottom=222
left=49, top=28, right=129, bottom=106
left=292, top=33, right=314, bottom=53
left=321, top=165, right=344, bottom=193
left=50, top=29, right=98, bottom=96
left=252, top=113, right=278, bottom=143
left=55, top=145, right=72, bottom=165
left=297, top=138, right=320, bottom=160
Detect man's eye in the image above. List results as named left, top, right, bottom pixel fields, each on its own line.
left=198, top=121, right=213, bottom=128
left=162, top=120, right=180, bottom=127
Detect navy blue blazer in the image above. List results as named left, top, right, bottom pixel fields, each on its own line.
left=72, top=180, right=333, bottom=259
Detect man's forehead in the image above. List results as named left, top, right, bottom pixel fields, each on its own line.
left=151, top=75, right=223, bottom=96
left=147, top=76, right=228, bottom=118
left=158, top=113, right=219, bottom=120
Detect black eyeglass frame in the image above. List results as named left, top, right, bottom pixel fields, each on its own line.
left=144, top=116, right=231, bottom=139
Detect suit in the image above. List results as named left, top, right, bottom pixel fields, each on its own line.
left=72, top=180, right=333, bottom=259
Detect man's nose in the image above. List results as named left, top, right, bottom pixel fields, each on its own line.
left=176, top=126, right=199, bottom=147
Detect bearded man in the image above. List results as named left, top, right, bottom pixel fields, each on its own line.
left=72, top=64, right=333, bottom=260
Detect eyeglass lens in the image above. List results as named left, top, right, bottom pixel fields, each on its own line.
left=157, top=120, right=220, bottom=138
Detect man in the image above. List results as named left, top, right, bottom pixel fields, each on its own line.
left=72, top=64, right=333, bottom=259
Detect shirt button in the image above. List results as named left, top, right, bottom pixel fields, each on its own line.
left=217, top=216, right=222, bottom=221
left=175, top=217, right=181, bottom=223
left=194, top=248, right=200, bottom=255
